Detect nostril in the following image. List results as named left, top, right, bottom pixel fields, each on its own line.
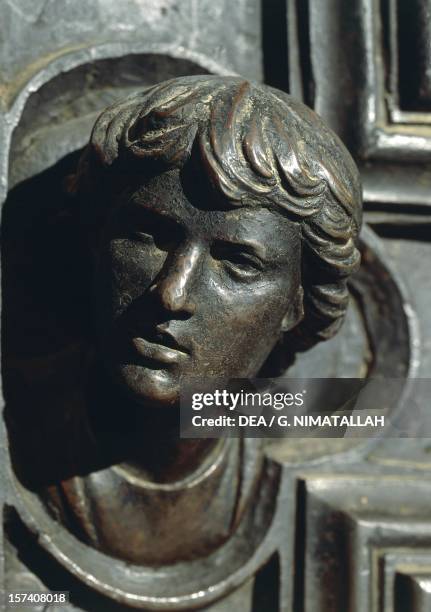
left=148, top=282, right=159, bottom=294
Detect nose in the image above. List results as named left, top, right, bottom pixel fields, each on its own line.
left=149, top=242, right=201, bottom=315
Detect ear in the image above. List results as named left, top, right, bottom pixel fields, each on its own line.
left=280, top=286, right=304, bottom=332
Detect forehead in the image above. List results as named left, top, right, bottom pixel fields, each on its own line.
left=125, top=169, right=301, bottom=254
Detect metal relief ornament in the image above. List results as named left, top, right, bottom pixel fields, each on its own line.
left=3, top=76, right=365, bottom=609
left=2, top=74, right=419, bottom=612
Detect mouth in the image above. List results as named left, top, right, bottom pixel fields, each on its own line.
left=132, top=326, right=189, bottom=364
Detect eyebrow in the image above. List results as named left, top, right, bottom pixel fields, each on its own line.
left=126, top=197, right=185, bottom=226
left=213, top=238, right=268, bottom=260
left=128, top=196, right=272, bottom=260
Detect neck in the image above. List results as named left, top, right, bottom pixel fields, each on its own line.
left=86, top=367, right=220, bottom=483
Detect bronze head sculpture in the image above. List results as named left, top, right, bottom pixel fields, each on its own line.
left=70, top=75, right=362, bottom=405
left=15, top=75, right=362, bottom=568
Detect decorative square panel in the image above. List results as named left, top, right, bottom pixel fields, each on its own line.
left=394, top=567, right=431, bottom=612
left=299, top=475, right=431, bottom=611
left=380, top=550, right=431, bottom=611
left=287, top=0, right=431, bottom=217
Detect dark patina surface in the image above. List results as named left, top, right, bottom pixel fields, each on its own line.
left=6, top=77, right=362, bottom=569
left=1, top=7, right=429, bottom=607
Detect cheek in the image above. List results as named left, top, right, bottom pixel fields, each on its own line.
left=200, top=297, right=285, bottom=377
left=212, top=289, right=288, bottom=349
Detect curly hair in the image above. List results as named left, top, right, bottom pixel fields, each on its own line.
left=69, top=75, right=362, bottom=351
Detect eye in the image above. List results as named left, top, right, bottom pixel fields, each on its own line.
left=211, top=244, right=264, bottom=279
left=132, top=230, right=154, bottom=245
left=226, top=252, right=262, bottom=272
left=130, top=217, right=183, bottom=252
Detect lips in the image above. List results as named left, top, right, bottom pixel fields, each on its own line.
left=132, top=324, right=190, bottom=364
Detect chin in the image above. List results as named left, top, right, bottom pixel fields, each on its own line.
left=114, top=363, right=180, bottom=407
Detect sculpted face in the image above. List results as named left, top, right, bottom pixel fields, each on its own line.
left=93, top=168, right=303, bottom=407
